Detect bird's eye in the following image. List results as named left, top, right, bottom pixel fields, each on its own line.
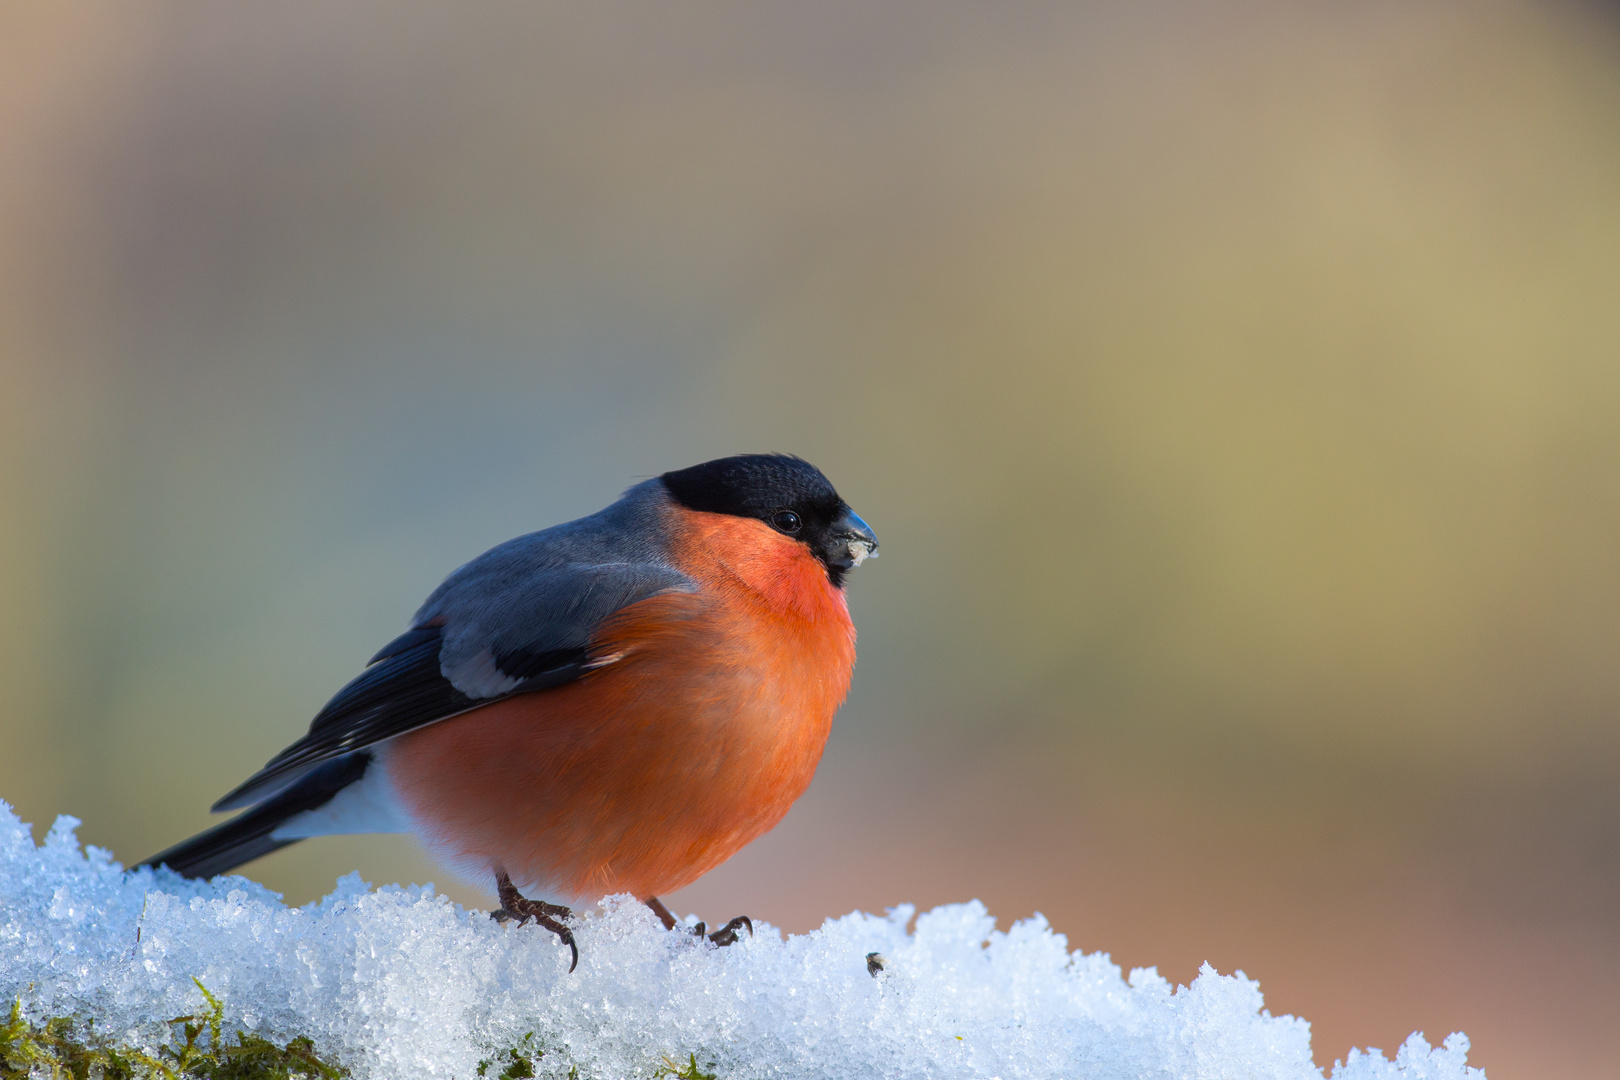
left=771, top=510, right=802, bottom=533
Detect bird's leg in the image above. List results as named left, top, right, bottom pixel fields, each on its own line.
left=644, top=896, right=753, bottom=947
left=644, top=895, right=705, bottom=935
left=644, top=895, right=681, bottom=931
left=493, top=869, right=578, bottom=972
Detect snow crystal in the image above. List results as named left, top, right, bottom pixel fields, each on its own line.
left=0, top=801, right=1482, bottom=1080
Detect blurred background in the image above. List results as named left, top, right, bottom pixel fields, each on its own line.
left=3, top=1, right=1618, bottom=1075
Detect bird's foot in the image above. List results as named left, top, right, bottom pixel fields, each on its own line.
left=493, top=869, right=578, bottom=972
left=705, top=915, right=753, bottom=947
left=644, top=896, right=753, bottom=946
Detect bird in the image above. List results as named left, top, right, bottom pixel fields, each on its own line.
left=137, top=454, right=877, bottom=970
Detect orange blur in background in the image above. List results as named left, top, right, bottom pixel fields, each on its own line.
left=3, top=3, right=1618, bottom=1077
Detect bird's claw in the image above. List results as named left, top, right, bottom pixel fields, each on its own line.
left=643, top=896, right=751, bottom=947
left=706, top=915, right=752, bottom=947
left=494, top=870, right=579, bottom=972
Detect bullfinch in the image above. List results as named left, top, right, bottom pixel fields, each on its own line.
left=138, top=454, right=878, bottom=970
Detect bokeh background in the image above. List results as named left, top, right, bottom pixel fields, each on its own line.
left=4, top=1, right=1618, bottom=1075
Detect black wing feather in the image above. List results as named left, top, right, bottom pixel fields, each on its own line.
left=367, top=624, right=442, bottom=666
left=139, top=753, right=374, bottom=878
left=212, top=628, right=590, bottom=812
left=212, top=557, right=692, bottom=813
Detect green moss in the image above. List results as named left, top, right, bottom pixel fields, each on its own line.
left=653, top=1053, right=716, bottom=1080
left=472, top=1033, right=716, bottom=1080
left=7, top=987, right=719, bottom=1080
left=0, top=980, right=347, bottom=1080
left=476, top=1032, right=540, bottom=1080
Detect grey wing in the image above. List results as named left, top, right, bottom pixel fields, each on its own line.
left=211, top=559, right=693, bottom=813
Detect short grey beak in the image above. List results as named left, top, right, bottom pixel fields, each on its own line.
left=827, top=507, right=879, bottom=569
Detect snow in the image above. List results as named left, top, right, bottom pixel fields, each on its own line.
left=0, top=802, right=1482, bottom=1080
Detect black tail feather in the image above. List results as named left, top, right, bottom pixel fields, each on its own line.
left=135, top=752, right=373, bottom=879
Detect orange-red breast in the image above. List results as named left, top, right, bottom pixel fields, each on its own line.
left=139, top=454, right=878, bottom=968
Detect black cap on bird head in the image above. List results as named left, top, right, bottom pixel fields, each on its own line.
left=660, top=454, right=878, bottom=587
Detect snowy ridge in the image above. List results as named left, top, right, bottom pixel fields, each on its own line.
left=0, top=802, right=1481, bottom=1080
